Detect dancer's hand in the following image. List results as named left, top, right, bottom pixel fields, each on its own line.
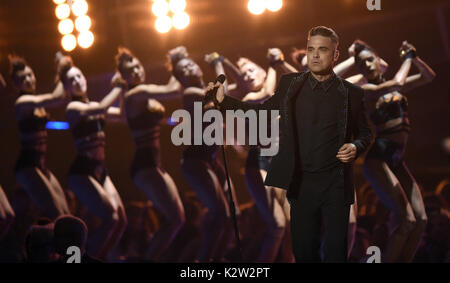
left=399, top=41, right=416, bottom=61
left=55, top=51, right=72, bottom=68
left=168, top=46, right=188, bottom=58
left=336, top=143, right=357, bottom=163
left=267, top=48, right=284, bottom=65
left=204, top=52, right=222, bottom=64
left=205, top=81, right=225, bottom=104
left=111, top=71, right=127, bottom=89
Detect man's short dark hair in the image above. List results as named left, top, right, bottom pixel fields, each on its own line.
left=308, top=26, right=339, bottom=46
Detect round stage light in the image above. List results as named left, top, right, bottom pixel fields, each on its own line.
left=55, top=3, right=71, bottom=19
left=75, top=15, right=92, bottom=32
left=172, top=11, right=190, bottom=30
left=155, top=15, right=172, bottom=33
left=266, top=0, right=283, bottom=12
left=169, top=0, right=186, bottom=13
left=152, top=0, right=170, bottom=17
left=248, top=0, right=266, bottom=15
left=78, top=30, right=94, bottom=48
left=58, top=19, right=74, bottom=35
left=61, top=34, right=77, bottom=51
left=72, top=0, right=89, bottom=17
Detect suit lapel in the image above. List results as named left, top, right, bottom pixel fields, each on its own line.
left=337, top=77, right=349, bottom=145
left=280, top=72, right=307, bottom=130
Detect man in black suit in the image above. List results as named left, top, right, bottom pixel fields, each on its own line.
left=206, top=26, right=373, bottom=262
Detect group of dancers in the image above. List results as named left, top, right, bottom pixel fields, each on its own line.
left=0, top=36, right=435, bottom=262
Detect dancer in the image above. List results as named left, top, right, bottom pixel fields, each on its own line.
left=57, top=55, right=127, bottom=260
left=351, top=40, right=435, bottom=262
left=169, top=46, right=239, bottom=262
left=10, top=54, right=70, bottom=219
left=115, top=47, right=185, bottom=261
left=205, top=48, right=293, bottom=262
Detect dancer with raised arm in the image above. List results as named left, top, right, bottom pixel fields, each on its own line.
left=169, top=46, right=239, bottom=262
left=352, top=40, right=435, bottom=262
left=115, top=47, right=185, bottom=261
left=10, top=54, right=70, bottom=219
left=58, top=55, right=127, bottom=260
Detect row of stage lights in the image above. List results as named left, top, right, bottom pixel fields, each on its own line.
left=248, top=0, right=283, bottom=15
left=151, top=0, right=190, bottom=33
left=151, top=0, right=283, bottom=34
left=52, top=0, right=283, bottom=46
left=53, top=0, right=94, bottom=52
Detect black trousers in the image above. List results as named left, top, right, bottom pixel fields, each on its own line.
left=289, top=168, right=350, bottom=262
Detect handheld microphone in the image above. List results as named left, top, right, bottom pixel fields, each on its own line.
left=203, top=74, right=226, bottom=110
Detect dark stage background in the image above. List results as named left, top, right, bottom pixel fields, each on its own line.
left=0, top=0, right=449, bottom=206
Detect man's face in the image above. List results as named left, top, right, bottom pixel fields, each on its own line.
left=238, top=59, right=266, bottom=91
left=356, top=49, right=381, bottom=81
left=65, top=66, right=87, bottom=97
left=15, top=66, right=36, bottom=94
left=121, top=57, right=145, bottom=87
left=306, top=35, right=338, bottom=75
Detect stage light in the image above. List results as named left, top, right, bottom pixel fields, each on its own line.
left=53, top=0, right=66, bottom=4
left=155, top=15, right=172, bottom=33
left=166, top=117, right=178, bottom=126
left=248, top=0, right=266, bottom=15
left=152, top=0, right=169, bottom=17
left=77, top=30, right=94, bottom=48
left=75, top=15, right=92, bottom=32
left=61, top=34, right=77, bottom=51
left=172, top=11, right=189, bottom=30
left=169, top=0, right=186, bottom=13
left=266, top=0, right=282, bottom=12
left=46, top=121, right=69, bottom=130
left=55, top=3, right=71, bottom=20
left=58, top=19, right=74, bottom=35
left=72, top=0, right=88, bottom=17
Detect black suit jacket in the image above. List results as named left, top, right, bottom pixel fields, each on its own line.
left=219, top=71, right=373, bottom=204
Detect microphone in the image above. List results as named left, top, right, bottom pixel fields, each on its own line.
left=203, top=74, right=226, bottom=110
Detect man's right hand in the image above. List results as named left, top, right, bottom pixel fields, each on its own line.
left=205, top=81, right=225, bottom=104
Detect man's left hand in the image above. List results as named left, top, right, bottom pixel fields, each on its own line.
left=336, top=143, right=357, bottom=163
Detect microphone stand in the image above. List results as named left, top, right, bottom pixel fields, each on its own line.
left=205, top=76, right=243, bottom=262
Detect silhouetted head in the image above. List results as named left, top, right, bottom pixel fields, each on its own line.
left=306, top=26, right=339, bottom=75
left=116, top=47, right=145, bottom=88
left=237, top=57, right=266, bottom=92
left=53, top=215, right=88, bottom=256
left=25, top=223, right=56, bottom=263
left=8, top=55, right=36, bottom=94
